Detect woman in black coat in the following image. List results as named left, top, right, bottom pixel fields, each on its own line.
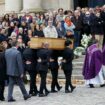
left=0, top=45, right=6, bottom=101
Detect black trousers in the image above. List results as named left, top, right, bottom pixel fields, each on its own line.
left=39, top=71, right=47, bottom=94
left=0, top=81, right=5, bottom=99
left=51, top=69, right=60, bottom=90
left=63, top=70, right=73, bottom=91
left=28, top=71, right=38, bottom=94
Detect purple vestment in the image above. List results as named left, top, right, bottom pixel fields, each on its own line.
left=102, top=45, right=105, bottom=65
left=82, top=44, right=102, bottom=80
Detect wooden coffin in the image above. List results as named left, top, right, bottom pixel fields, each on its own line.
left=30, top=37, right=73, bottom=50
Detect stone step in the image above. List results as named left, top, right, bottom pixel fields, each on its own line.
left=47, top=73, right=83, bottom=80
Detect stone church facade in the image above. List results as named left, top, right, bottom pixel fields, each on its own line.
left=0, top=0, right=74, bottom=15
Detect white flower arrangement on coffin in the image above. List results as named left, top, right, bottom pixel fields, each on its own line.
left=74, top=34, right=92, bottom=57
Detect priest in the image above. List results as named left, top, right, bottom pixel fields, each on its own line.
left=83, top=39, right=105, bottom=88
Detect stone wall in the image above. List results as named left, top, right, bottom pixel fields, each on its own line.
left=0, top=1, right=5, bottom=15
left=0, top=0, right=74, bottom=14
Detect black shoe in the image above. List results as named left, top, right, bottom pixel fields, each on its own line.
left=31, top=93, right=38, bottom=96
left=65, top=90, right=71, bottom=93
left=58, top=86, right=62, bottom=91
left=39, top=93, right=46, bottom=97
left=45, top=91, right=50, bottom=96
left=89, top=84, right=94, bottom=88
left=51, top=90, right=58, bottom=93
left=24, top=95, right=31, bottom=100
left=71, top=86, right=76, bottom=93
left=8, top=99, right=16, bottom=102
left=0, top=97, right=5, bottom=101
left=100, top=84, right=105, bottom=87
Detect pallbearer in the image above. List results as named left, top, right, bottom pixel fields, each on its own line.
left=36, top=42, right=51, bottom=97
left=62, top=40, right=76, bottom=93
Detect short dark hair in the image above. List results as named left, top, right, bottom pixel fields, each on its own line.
left=58, top=8, right=63, bottom=12
left=65, top=40, right=72, bottom=47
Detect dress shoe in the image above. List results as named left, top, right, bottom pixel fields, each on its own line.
left=8, top=99, right=16, bottom=102
left=0, top=97, right=5, bottom=101
left=100, top=84, right=105, bottom=87
left=58, top=86, right=62, bottom=91
left=89, top=84, right=94, bottom=88
left=71, top=86, right=76, bottom=93
left=24, top=95, right=31, bottom=100
left=39, top=93, right=46, bottom=97
left=31, top=93, right=38, bottom=96
left=65, top=90, right=71, bottom=93
left=51, top=90, right=58, bottom=93
left=45, top=91, right=50, bottom=96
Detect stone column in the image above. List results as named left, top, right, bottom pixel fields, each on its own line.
left=59, top=0, right=74, bottom=10
left=22, top=0, right=43, bottom=12
left=42, top=0, right=59, bottom=10
left=70, top=0, right=74, bottom=10
left=5, top=0, right=22, bottom=13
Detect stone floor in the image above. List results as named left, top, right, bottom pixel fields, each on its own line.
left=1, top=84, right=105, bottom=105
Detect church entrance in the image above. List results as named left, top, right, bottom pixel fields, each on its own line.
left=74, top=0, right=105, bottom=9
left=74, top=0, right=88, bottom=9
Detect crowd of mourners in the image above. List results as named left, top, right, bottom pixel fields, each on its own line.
left=0, top=5, right=105, bottom=102
left=0, top=5, right=105, bottom=48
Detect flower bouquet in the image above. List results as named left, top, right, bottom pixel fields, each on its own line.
left=81, top=34, right=92, bottom=49
left=74, top=47, right=85, bottom=57
left=74, top=34, right=92, bottom=57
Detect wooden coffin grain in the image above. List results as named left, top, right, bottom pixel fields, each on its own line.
left=30, top=37, right=73, bottom=50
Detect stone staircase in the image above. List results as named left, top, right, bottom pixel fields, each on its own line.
left=46, top=55, right=85, bottom=85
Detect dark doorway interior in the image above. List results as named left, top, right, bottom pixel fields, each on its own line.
left=74, top=0, right=88, bottom=9
left=78, top=0, right=88, bottom=7
left=74, top=0, right=105, bottom=9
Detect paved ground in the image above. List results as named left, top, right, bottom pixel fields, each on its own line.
left=1, top=84, right=105, bottom=105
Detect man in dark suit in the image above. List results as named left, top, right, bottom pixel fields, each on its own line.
left=36, top=42, right=51, bottom=97
left=0, top=44, right=6, bottom=101
left=23, top=43, right=38, bottom=96
left=62, top=40, right=76, bottom=93
left=5, top=41, right=30, bottom=102
left=49, top=50, right=62, bottom=92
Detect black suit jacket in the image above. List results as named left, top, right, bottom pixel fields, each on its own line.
left=0, top=52, right=7, bottom=81
left=62, top=47, right=74, bottom=71
left=23, top=48, right=37, bottom=72
left=36, top=48, right=51, bottom=72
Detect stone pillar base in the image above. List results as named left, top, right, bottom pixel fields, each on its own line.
left=5, top=0, right=22, bottom=13
left=21, top=8, right=44, bottom=13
